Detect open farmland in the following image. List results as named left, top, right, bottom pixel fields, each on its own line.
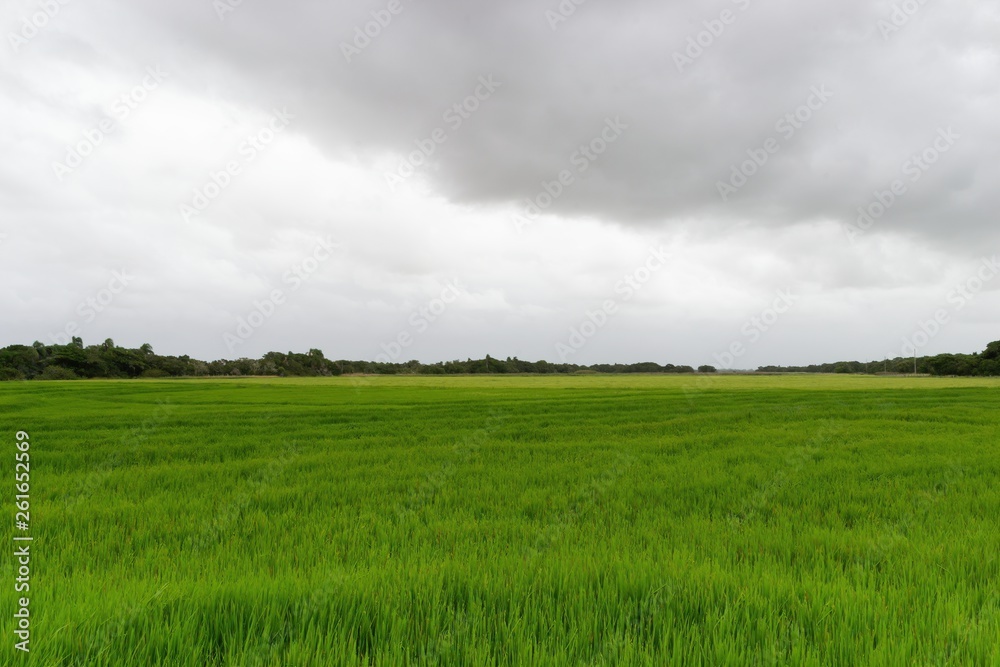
left=3, top=375, right=1000, bottom=666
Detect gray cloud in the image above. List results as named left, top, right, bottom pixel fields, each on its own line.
left=16, top=0, right=998, bottom=242
left=1, top=0, right=998, bottom=364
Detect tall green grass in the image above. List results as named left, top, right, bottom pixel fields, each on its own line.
left=2, top=375, right=999, bottom=665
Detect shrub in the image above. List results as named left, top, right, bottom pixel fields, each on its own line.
left=0, top=367, right=25, bottom=381
left=37, top=365, right=78, bottom=380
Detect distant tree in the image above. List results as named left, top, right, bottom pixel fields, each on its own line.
left=38, top=366, right=77, bottom=380
left=25, top=338, right=1000, bottom=379
left=51, top=344, right=88, bottom=373
left=110, top=348, right=149, bottom=377
left=0, top=367, right=25, bottom=381
left=0, top=346, right=40, bottom=379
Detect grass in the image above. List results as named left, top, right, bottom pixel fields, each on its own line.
left=2, top=375, right=999, bottom=665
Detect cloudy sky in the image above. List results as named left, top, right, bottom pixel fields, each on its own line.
left=2, top=0, right=998, bottom=368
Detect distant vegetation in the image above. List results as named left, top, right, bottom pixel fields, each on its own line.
left=0, top=338, right=698, bottom=380
left=759, top=339, right=1000, bottom=376
left=0, top=337, right=996, bottom=380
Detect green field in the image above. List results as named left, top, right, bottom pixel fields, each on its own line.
left=3, top=375, right=1000, bottom=666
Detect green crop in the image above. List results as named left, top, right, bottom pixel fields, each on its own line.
left=2, top=375, right=998, bottom=665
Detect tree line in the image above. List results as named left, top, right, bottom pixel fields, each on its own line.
left=0, top=338, right=706, bottom=380
left=1, top=337, right=996, bottom=380
left=757, top=340, right=1000, bottom=376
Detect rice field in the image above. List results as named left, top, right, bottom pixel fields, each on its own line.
left=2, top=375, right=1000, bottom=665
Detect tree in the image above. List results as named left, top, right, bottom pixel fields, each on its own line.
left=698, top=365, right=717, bottom=373
left=140, top=343, right=154, bottom=356
left=38, top=366, right=77, bottom=380
left=102, top=338, right=115, bottom=350
left=0, top=346, right=41, bottom=379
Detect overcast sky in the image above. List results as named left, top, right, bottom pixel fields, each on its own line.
left=2, top=0, right=998, bottom=368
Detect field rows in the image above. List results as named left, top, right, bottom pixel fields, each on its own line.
left=2, top=376, right=999, bottom=665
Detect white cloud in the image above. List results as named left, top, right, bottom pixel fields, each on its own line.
left=1, top=0, right=998, bottom=365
